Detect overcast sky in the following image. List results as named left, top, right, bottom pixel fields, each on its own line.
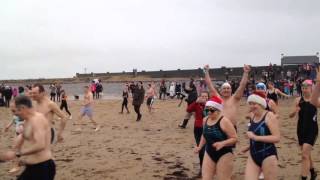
left=0, top=0, right=319, bottom=80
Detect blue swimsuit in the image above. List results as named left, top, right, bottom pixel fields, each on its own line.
left=248, top=112, right=277, bottom=167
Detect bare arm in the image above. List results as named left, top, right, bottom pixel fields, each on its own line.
left=203, top=65, right=220, bottom=97
left=197, top=118, right=208, bottom=149
left=233, top=65, right=250, bottom=101
left=14, top=134, right=24, bottom=150
left=50, top=102, right=67, bottom=141
left=275, top=88, right=290, bottom=98
left=254, top=112, right=280, bottom=143
left=289, top=98, right=300, bottom=118
left=220, top=117, right=238, bottom=147
left=268, top=100, right=279, bottom=116
left=311, top=66, right=320, bottom=107
left=198, top=135, right=206, bottom=150
left=4, top=121, right=14, bottom=132
left=152, top=87, right=157, bottom=98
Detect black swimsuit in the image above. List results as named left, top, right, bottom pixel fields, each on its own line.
left=297, top=96, right=318, bottom=146
left=203, top=116, right=233, bottom=163
left=267, top=89, right=278, bottom=104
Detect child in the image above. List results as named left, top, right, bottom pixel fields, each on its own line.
left=4, top=103, right=24, bottom=173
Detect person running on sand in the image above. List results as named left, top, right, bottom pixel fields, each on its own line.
left=254, top=82, right=279, bottom=116
left=3, top=96, right=56, bottom=180
left=266, top=81, right=290, bottom=104
left=60, top=89, right=72, bottom=120
left=241, top=92, right=280, bottom=180
left=194, top=96, right=237, bottom=180
left=289, top=76, right=320, bottom=180
left=31, top=84, right=67, bottom=143
left=74, top=86, right=100, bottom=132
left=146, top=83, right=156, bottom=113
left=3, top=102, right=24, bottom=174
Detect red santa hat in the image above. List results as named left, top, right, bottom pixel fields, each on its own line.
left=247, top=91, right=267, bottom=108
left=205, top=96, right=224, bottom=111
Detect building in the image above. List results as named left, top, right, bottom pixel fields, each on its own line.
left=281, top=55, right=319, bottom=66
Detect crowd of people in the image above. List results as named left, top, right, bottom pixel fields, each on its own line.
left=0, top=64, right=319, bottom=180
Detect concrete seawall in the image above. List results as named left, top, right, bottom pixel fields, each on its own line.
left=1, top=65, right=300, bottom=84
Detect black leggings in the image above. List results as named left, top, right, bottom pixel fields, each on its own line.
left=56, top=93, right=61, bottom=102
left=60, top=100, right=71, bottom=116
left=18, top=159, right=56, bottom=180
left=134, top=105, right=141, bottom=118
left=96, top=92, right=101, bottom=99
left=50, top=93, right=56, bottom=102
left=159, top=91, right=166, bottom=100
left=5, top=97, right=11, bottom=108
left=194, top=127, right=205, bottom=168
left=121, top=98, right=129, bottom=112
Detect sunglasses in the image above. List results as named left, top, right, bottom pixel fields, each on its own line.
left=205, top=108, right=219, bottom=113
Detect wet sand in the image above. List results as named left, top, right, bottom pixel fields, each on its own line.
left=0, top=98, right=319, bottom=180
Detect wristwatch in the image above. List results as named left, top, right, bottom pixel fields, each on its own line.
left=15, top=151, right=21, bottom=158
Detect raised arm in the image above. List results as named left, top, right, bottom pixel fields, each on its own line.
left=289, top=97, right=300, bottom=118
left=275, top=88, right=290, bottom=98
left=233, top=64, right=251, bottom=101
left=203, top=65, right=220, bottom=97
left=311, top=66, right=320, bottom=107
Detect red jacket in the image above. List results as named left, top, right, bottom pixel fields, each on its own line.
left=187, top=102, right=205, bottom=128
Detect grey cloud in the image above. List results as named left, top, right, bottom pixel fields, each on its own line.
left=0, top=0, right=319, bottom=79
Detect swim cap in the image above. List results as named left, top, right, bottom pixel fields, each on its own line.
left=221, top=82, right=231, bottom=88
left=303, top=79, right=313, bottom=86
left=256, top=83, right=267, bottom=91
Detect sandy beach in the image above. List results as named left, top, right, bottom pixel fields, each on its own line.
left=0, top=97, right=319, bottom=180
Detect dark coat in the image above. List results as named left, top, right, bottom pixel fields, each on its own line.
left=132, top=87, right=145, bottom=106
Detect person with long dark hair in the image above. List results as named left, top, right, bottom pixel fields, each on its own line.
left=60, top=90, right=72, bottom=119
left=120, top=84, right=130, bottom=114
